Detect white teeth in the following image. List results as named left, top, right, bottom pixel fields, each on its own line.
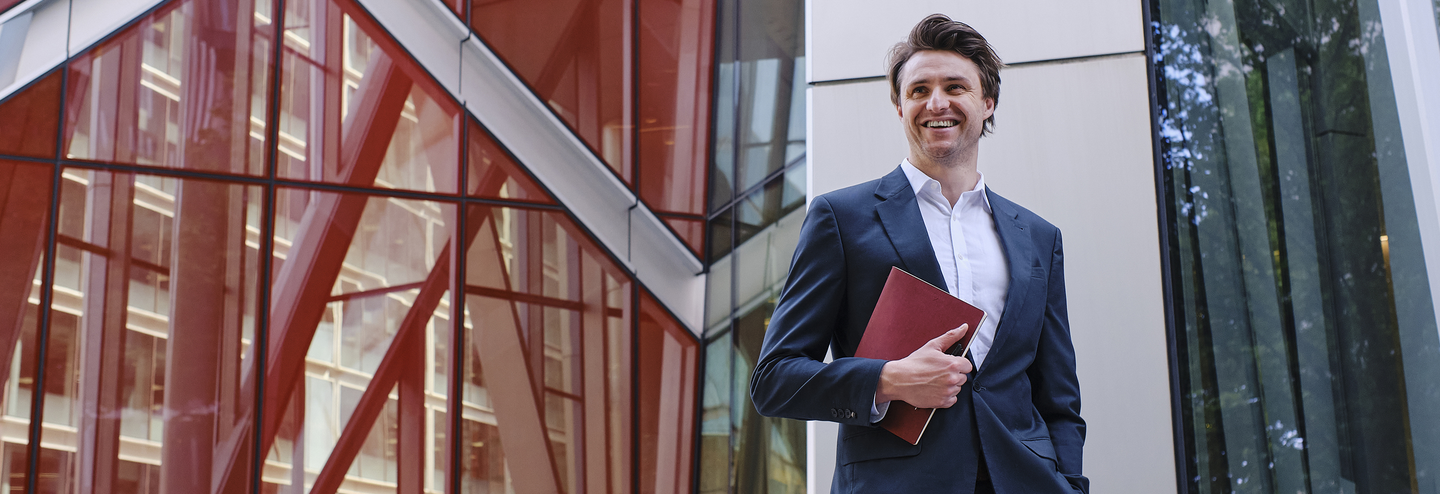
left=925, top=121, right=956, bottom=128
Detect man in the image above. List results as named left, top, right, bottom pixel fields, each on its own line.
left=749, top=14, right=1087, bottom=494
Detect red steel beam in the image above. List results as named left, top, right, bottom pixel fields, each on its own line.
left=210, top=47, right=412, bottom=494
left=0, top=163, right=51, bottom=409
left=161, top=0, right=257, bottom=490
left=76, top=172, right=136, bottom=494
left=308, top=165, right=513, bottom=493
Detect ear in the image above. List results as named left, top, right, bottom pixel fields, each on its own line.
left=896, top=103, right=903, bottom=119
left=983, top=97, right=995, bottom=119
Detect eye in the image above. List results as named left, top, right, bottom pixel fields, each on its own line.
left=948, top=84, right=963, bottom=91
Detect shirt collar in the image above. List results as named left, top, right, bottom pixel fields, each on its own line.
left=900, top=159, right=993, bottom=214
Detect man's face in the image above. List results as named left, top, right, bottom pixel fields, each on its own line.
left=895, top=50, right=995, bottom=165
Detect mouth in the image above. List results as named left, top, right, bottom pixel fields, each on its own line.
left=923, top=120, right=958, bottom=128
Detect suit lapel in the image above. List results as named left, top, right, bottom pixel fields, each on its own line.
left=873, top=166, right=946, bottom=289
left=985, top=188, right=1034, bottom=366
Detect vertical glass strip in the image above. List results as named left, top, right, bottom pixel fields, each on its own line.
left=1151, top=0, right=1440, bottom=490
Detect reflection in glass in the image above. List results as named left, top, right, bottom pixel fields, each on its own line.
left=0, top=160, right=51, bottom=492
left=277, top=0, right=461, bottom=193
left=40, top=169, right=261, bottom=493
left=266, top=188, right=453, bottom=493
left=730, top=0, right=805, bottom=195
left=63, top=0, right=273, bottom=175
left=637, top=0, right=716, bottom=219
left=470, top=0, right=632, bottom=183
left=637, top=292, right=698, bottom=494
left=463, top=207, right=634, bottom=494
left=699, top=331, right=733, bottom=494
left=1151, top=0, right=1440, bottom=491
left=0, top=70, right=61, bottom=158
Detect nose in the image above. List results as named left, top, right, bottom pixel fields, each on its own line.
left=925, top=91, right=946, bottom=113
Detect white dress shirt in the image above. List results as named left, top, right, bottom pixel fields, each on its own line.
left=872, top=160, right=1010, bottom=422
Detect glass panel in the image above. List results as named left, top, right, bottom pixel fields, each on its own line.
left=708, top=0, right=737, bottom=214
left=0, top=160, right=52, bottom=491
left=266, top=187, right=454, bottom=492
left=276, top=0, right=461, bottom=193
left=730, top=296, right=803, bottom=494
left=708, top=206, right=733, bottom=264
left=463, top=206, right=632, bottom=494
left=637, top=291, right=697, bottom=494
left=0, top=70, right=60, bottom=158
left=469, top=0, right=632, bottom=184
left=698, top=331, right=732, bottom=494
left=467, top=118, right=553, bottom=204
left=41, top=168, right=260, bottom=493
left=661, top=215, right=705, bottom=258
left=1152, top=0, right=1440, bottom=491
left=732, top=0, right=803, bottom=194
left=62, top=0, right=274, bottom=176
left=727, top=169, right=806, bottom=493
left=705, top=253, right=732, bottom=332
left=637, top=0, right=716, bottom=218
left=0, top=0, right=23, bottom=16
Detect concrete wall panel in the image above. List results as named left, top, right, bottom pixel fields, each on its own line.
left=808, top=0, right=1142, bottom=83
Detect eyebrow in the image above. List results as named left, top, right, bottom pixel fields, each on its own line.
left=905, top=75, right=971, bottom=88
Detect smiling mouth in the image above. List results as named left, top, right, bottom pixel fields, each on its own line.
left=924, top=120, right=958, bottom=128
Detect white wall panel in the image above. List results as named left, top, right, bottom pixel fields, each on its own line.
left=68, top=0, right=162, bottom=54
left=979, top=53, right=1175, bottom=494
left=808, top=0, right=1141, bottom=83
left=806, top=51, right=1176, bottom=492
left=808, top=80, right=907, bottom=196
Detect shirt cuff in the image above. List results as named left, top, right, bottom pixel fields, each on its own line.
left=870, top=396, right=891, bottom=423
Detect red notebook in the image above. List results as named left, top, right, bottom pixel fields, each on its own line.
left=855, top=266, right=986, bottom=445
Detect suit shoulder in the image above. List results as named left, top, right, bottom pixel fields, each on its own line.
left=812, top=177, right=885, bottom=212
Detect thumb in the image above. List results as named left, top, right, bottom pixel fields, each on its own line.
left=926, top=324, right=969, bottom=351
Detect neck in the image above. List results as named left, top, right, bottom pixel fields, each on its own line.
left=909, top=149, right=979, bottom=206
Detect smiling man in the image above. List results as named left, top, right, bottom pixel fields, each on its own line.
left=749, top=14, right=1087, bottom=494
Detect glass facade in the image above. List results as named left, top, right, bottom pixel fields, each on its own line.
left=464, top=0, right=717, bottom=257
left=699, top=0, right=807, bottom=491
left=1150, top=0, right=1440, bottom=491
left=0, top=0, right=701, bottom=493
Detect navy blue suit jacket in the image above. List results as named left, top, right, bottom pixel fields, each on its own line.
left=750, top=166, right=1087, bottom=493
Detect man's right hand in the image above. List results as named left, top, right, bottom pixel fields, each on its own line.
left=874, top=324, right=973, bottom=409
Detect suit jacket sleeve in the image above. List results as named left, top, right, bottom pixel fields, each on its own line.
left=1028, top=229, right=1089, bottom=493
left=749, top=196, right=888, bottom=426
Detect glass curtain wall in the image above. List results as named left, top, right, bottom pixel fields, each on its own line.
left=463, top=0, right=717, bottom=257
left=1149, top=0, right=1440, bottom=491
left=0, top=0, right=701, bottom=492
left=699, top=0, right=807, bottom=491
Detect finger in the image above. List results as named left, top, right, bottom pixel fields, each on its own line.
left=926, top=324, right=969, bottom=350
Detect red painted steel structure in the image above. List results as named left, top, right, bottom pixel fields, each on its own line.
left=0, top=0, right=705, bottom=491
left=469, top=0, right=717, bottom=255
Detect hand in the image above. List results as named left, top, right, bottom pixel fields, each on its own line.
left=874, top=324, right=973, bottom=409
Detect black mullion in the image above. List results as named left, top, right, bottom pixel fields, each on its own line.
left=47, top=158, right=568, bottom=211
left=630, top=280, right=641, bottom=494
left=449, top=106, right=469, bottom=494
left=699, top=0, right=722, bottom=277
left=23, top=37, right=70, bottom=494
left=251, top=0, right=286, bottom=490
left=1143, top=0, right=1191, bottom=490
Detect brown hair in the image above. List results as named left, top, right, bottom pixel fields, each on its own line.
left=886, top=14, right=1004, bottom=135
